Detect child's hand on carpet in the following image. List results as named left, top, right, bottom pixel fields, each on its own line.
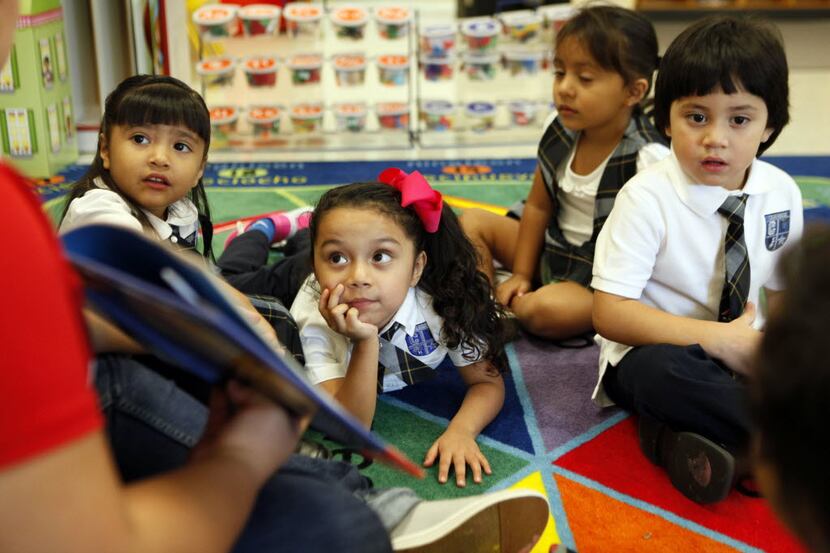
left=423, top=427, right=492, bottom=487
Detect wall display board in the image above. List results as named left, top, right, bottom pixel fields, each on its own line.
left=0, top=0, right=78, bottom=177
left=183, top=2, right=577, bottom=152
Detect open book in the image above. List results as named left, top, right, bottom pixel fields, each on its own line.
left=62, top=224, right=423, bottom=477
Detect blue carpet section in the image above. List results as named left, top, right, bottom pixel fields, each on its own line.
left=388, top=362, right=535, bottom=454
left=763, top=155, right=830, bottom=179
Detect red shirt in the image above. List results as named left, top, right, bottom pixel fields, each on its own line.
left=0, top=163, right=101, bottom=468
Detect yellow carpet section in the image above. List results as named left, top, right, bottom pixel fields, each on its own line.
left=510, top=471, right=560, bottom=552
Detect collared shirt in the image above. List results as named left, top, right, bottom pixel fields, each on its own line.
left=590, top=150, right=803, bottom=406
left=290, top=275, right=479, bottom=392
left=59, top=177, right=199, bottom=247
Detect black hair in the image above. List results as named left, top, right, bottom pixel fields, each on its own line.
left=59, top=74, right=214, bottom=259
left=753, top=224, right=830, bottom=553
left=555, top=5, right=660, bottom=107
left=654, top=16, right=789, bottom=156
left=309, top=181, right=511, bottom=370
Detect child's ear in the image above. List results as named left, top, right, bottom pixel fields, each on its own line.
left=761, top=127, right=774, bottom=143
left=194, top=158, right=206, bottom=188
left=99, top=133, right=110, bottom=169
left=410, top=251, right=427, bottom=287
left=626, top=77, right=649, bottom=107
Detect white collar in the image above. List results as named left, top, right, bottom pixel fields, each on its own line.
left=666, top=151, right=772, bottom=218
left=378, top=287, right=425, bottom=337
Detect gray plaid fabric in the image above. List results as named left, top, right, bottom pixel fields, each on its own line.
left=376, top=322, right=437, bottom=393
left=717, top=194, right=750, bottom=322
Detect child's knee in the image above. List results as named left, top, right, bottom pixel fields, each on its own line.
left=513, top=291, right=590, bottom=340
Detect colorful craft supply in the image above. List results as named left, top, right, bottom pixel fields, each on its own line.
left=462, top=52, right=498, bottom=81
left=375, top=6, right=411, bottom=40
left=500, top=10, right=542, bottom=44
left=465, top=101, right=496, bottom=133
left=334, top=102, right=368, bottom=132
left=330, top=5, right=369, bottom=40
left=290, top=103, right=324, bottom=133
left=419, top=24, right=456, bottom=57
left=288, top=53, right=323, bottom=85
left=420, top=55, right=454, bottom=82
left=504, top=48, right=544, bottom=77
left=284, top=3, right=323, bottom=38
left=377, top=54, right=409, bottom=86
left=376, top=102, right=410, bottom=130
left=196, top=57, right=236, bottom=88
left=242, top=55, right=278, bottom=87
left=238, top=4, right=281, bottom=37
left=421, top=100, right=454, bottom=131
left=247, top=105, right=281, bottom=138
left=193, top=4, right=238, bottom=38
left=209, top=105, right=239, bottom=147
left=508, top=100, right=538, bottom=127
left=333, top=53, right=367, bottom=87
left=461, top=17, right=500, bottom=53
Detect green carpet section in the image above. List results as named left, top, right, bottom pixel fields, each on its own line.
left=360, top=400, right=530, bottom=500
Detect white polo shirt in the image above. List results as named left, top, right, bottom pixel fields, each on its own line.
left=590, top=151, right=803, bottom=406
left=290, top=275, right=479, bottom=392
left=59, top=177, right=200, bottom=245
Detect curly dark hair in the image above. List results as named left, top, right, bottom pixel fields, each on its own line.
left=310, top=181, right=511, bottom=370
left=59, top=74, right=214, bottom=259
left=753, top=224, right=830, bottom=553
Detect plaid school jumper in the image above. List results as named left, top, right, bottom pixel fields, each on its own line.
left=538, top=113, right=667, bottom=286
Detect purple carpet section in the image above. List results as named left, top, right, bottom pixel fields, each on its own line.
left=514, top=334, right=619, bottom=451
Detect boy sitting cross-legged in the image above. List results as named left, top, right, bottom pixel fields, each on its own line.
left=590, top=15, right=803, bottom=504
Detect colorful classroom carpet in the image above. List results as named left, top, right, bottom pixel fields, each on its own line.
left=40, top=155, right=830, bottom=552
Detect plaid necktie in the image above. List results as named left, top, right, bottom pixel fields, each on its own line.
left=717, top=194, right=750, bottom=322
left=377, top=322, right=436, bottom=392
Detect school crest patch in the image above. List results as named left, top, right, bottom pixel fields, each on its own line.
left=764, top=211, right=790, bottom=251
left=405, top=322, right=438, bottom=356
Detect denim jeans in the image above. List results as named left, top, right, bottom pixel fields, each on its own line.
left=94, top=354, right=408, bottom=553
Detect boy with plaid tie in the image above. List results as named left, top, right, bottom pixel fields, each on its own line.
left=590, top=16, right=803, bottom=504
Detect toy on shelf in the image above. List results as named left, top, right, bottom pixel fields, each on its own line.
left=377, top=54, right=409, bottom=86
left=290, top=102, right=324, bottom=133
left=243, top=55, right=279, bottom=87
left=284, top=3, right=324, bottom=38
left=375, top=102, right=409, bottom=131
left=193, top=4, right=238, bottom=39
left=209, top=105, right=239, bottom=147
left=247, top=105, right=282, bottom=139
left=334, top=102, right=368, bottom=132
left=330, top=5, right=369, bottom=40
left=238, top=4, right=281, bottom=37
left=375, top=6, right=411, bottom=39
left=421, top=100, right=455, bottom=132
left=333, top=53, right=367, bottom=86
left=465, top=101, right=496, bottom=133
left=197, top=57, right=236, bottom=88
left=420, top=24, right=456, bottom=57
left=461, top=17, right=500, bottom=53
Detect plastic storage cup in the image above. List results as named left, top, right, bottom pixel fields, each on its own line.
left=377, top=54, right=409, bottom=86
left=462, top=52, right=498, bottom=81
left=284, top=3, right=323, bottom=38
left=419, top=24, right=456, bottom=58
left=508, top=100, right=538, bottom=127
left=196, top=57, right=236, bottom=88
left=334, top=102, right=368, bottom=132
left=333, top=53, right=367, bottom=87
left=504, top=48, right=544, bottom=77
left=247, top=105, right=281, bottom=138
left=460, top=18, right=500, bottom=53
left=290, top=103, right=324, bottom=133
left=242, top=55, right=279, bottom=87
left=209, top=106, right=238, bottom=147
left=538, top=4, right=576, bottom=40
left=375, top=5, right=411, bottom=39
left=288, top=53, right=323, bottom=85
left=375, top=102, right=409, bottom=130
left=500, top=10, right=542, bottom=44
left=420, top=55, right=454, bottom=82
left=421, top=100, right=455, bottom=131
left=466, top=101, right=496, bottom=133
left=330, top=5, right=369, bottom=40
left=238, top=4, right=281, bottom=37
left=193, top=4, right=238, bottom=39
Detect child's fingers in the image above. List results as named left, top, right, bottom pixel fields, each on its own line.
left=328, top=283, right=344, bottom=310
left=423, top=443, right=438, bottom=467
left=438, top=452, right=453, bottom=484
left=469, top=457, right=483, bottom=484
left=480, top=452, right=492, bottom=475
left=453, top=455, right=468, bottom=488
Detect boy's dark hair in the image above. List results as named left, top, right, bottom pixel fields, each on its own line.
left=753, top=225, right=830, bottom=553
left=654, top=16, right=789, bottom=156
left=60, top=74, right=214, bottom=259
left=309, top=182, right=510, bottom=370
left=556, top=5, right=660, bottom=105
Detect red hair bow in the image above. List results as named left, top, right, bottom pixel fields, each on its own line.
left=378, top=168, right=443, bottom=233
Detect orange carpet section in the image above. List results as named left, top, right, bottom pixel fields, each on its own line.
left=555, top=418, right=807, bottom=552
left=556, top=474, right=742, bottom=553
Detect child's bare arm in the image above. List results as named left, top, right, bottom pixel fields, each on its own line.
left=593, top=290, right=761, bottom=375
left=496, top=167, right=553, bottom=307
left=423, top=361, right=504, bottom=487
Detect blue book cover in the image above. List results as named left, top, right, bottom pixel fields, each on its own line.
left=62, top=224, right=422, bottom=477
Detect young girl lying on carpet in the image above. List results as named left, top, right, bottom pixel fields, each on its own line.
left=288, top=171, right=513, bottom=488
left=460, top=5, right=668, bottom=340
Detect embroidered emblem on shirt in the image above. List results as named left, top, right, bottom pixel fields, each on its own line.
left=764, top=211, right=790, bottom=251
left=404, top=322, right=438, bottom=356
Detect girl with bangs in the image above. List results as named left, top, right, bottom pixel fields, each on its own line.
left=60, top=74, right=214, bottom=259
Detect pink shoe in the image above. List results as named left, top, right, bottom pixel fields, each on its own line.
left=224, top=206, right=313, bottom=248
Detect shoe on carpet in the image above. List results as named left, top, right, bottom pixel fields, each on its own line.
left=390, top=488, right=549, bottom=552
left=224, top=206, right=313, bottom=248
left=638, top=415, right=735, bottom=504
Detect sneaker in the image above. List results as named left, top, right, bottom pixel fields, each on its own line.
left=224, top=206, right=313, bottom=248
left=390, top=489, right=549, bottom=552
